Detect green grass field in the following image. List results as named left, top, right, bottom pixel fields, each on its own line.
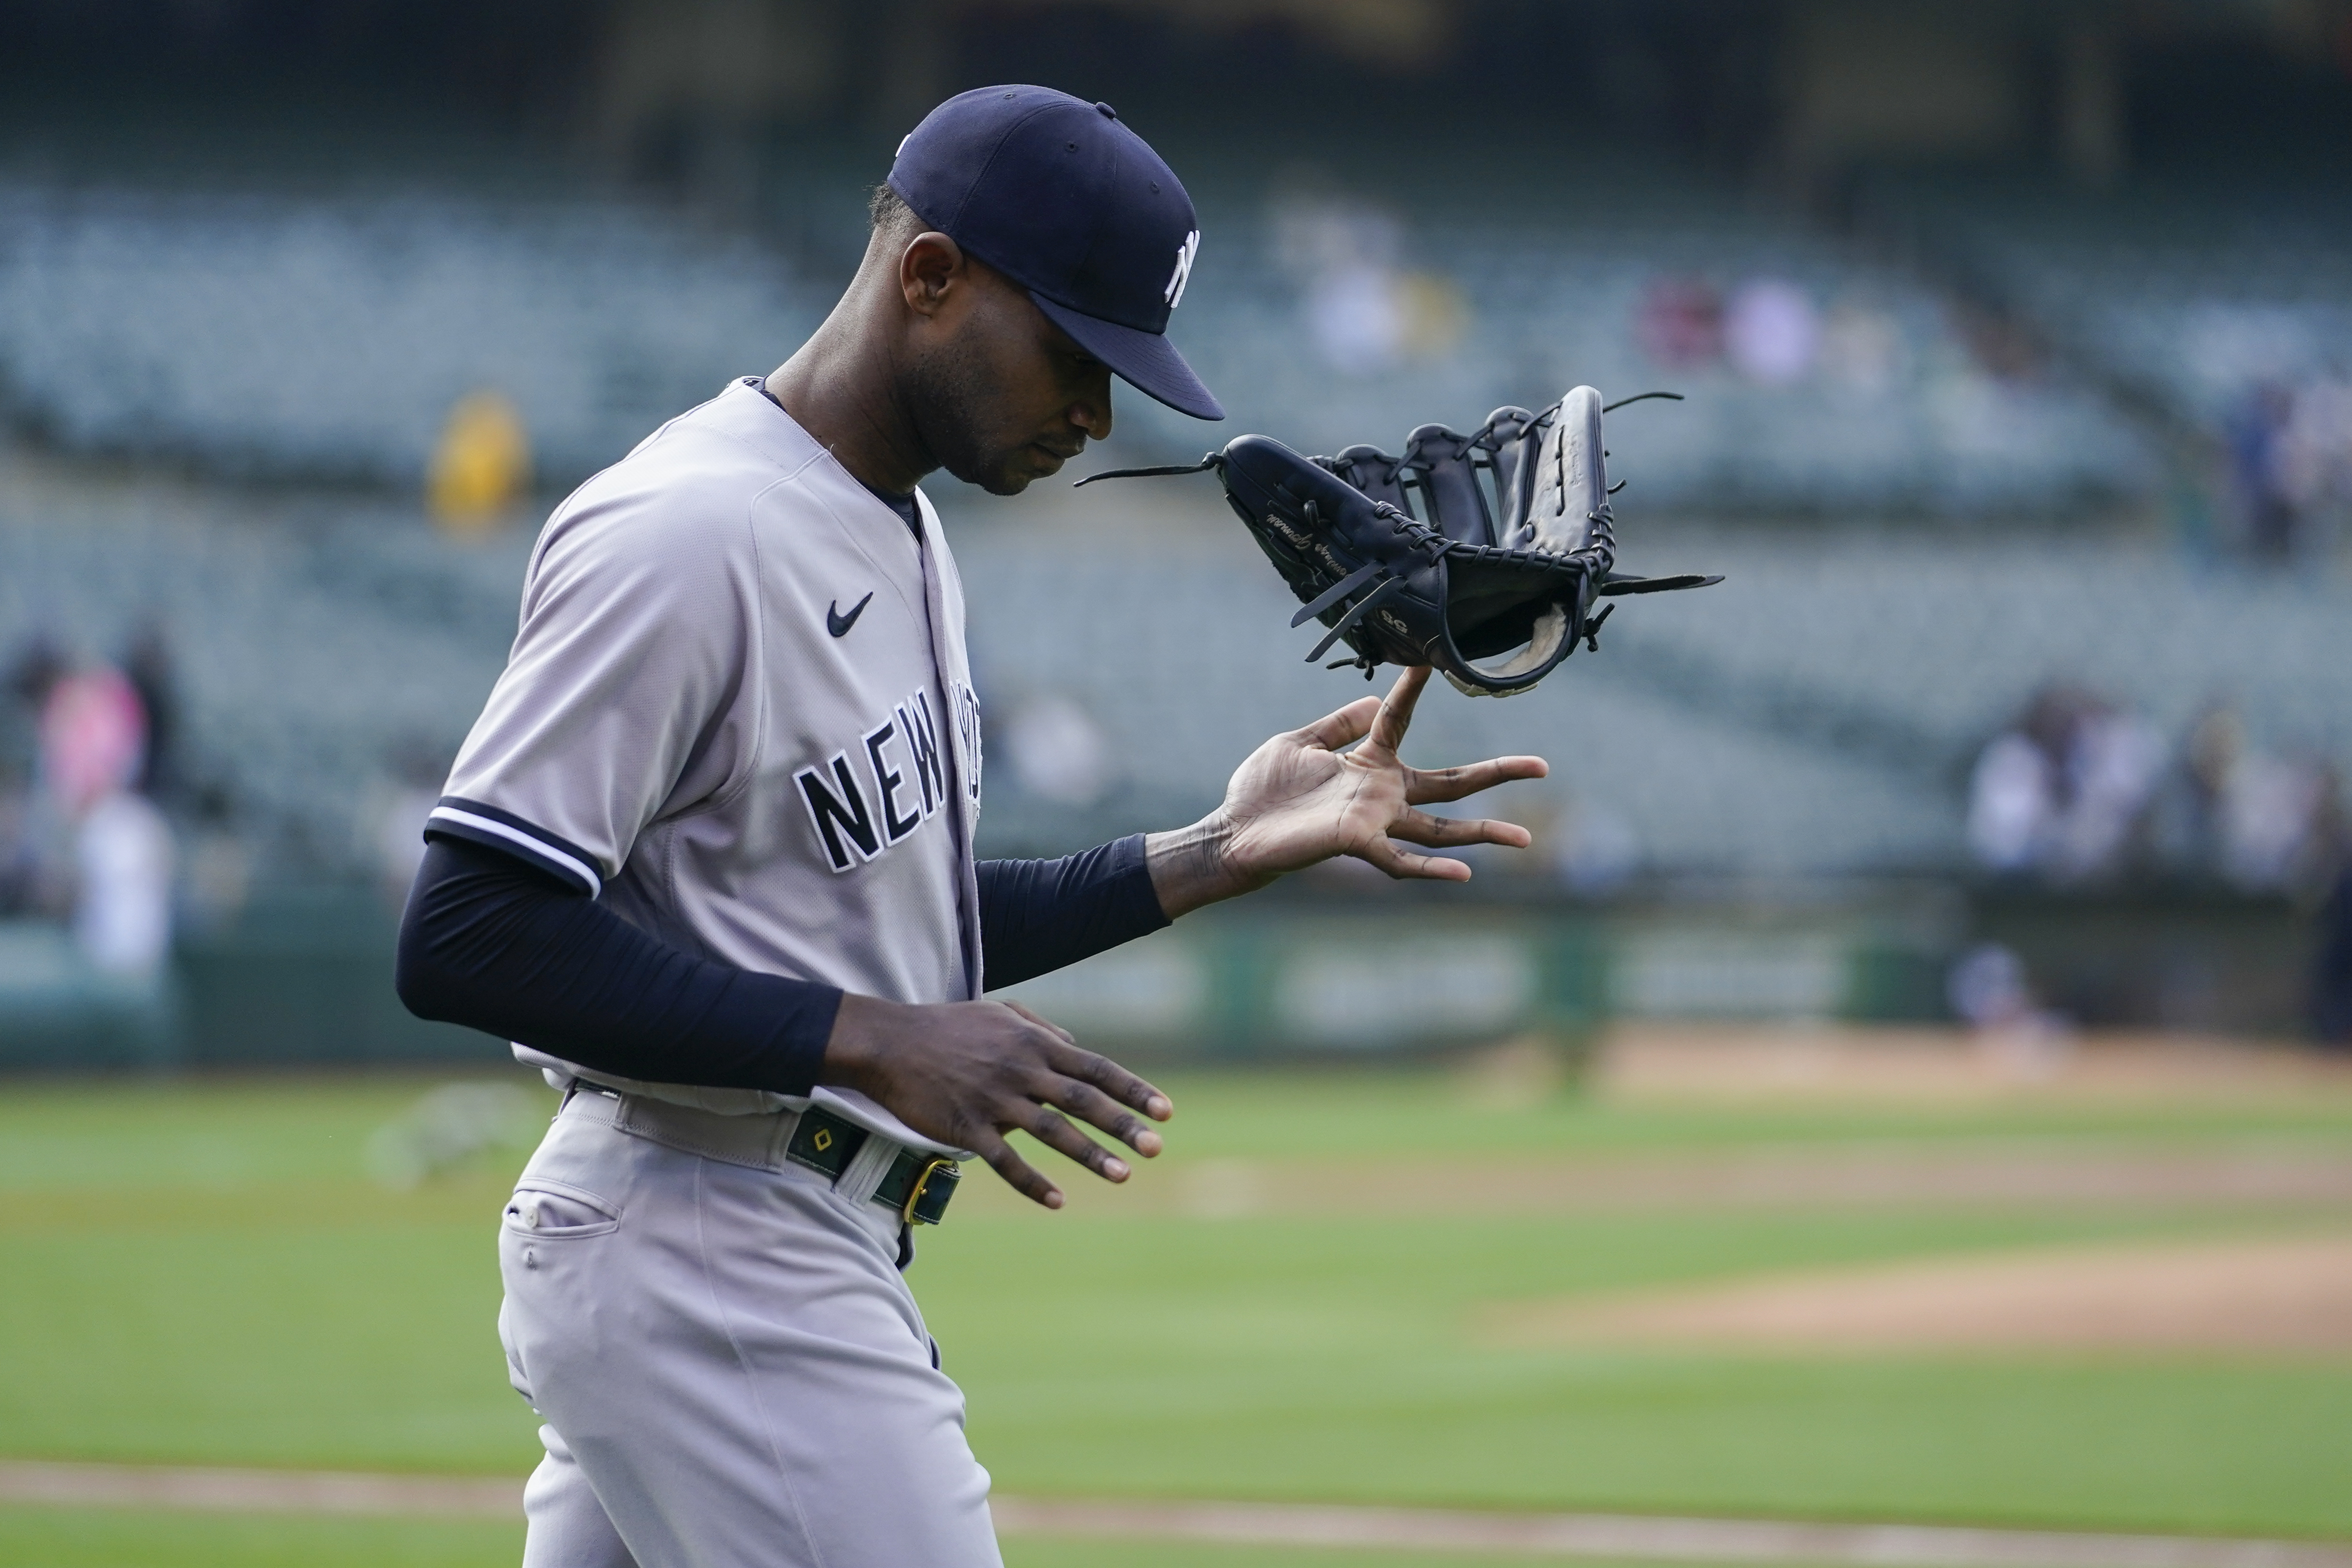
left=2, top=1065, right=2349, bottom=1566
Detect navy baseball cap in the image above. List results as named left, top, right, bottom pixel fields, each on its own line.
left=888, top=85, right=1224, bottom=421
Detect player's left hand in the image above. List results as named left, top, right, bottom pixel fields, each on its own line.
left=1146, top=665, right=1548, bottom=918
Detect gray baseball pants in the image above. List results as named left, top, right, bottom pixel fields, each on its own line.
left=496, top=1089, right=1002, bottom=1568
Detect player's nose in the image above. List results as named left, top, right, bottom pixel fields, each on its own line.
left=1069, top=369, right=1113, bottom=441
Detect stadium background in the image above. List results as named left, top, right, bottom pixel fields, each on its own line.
left=2, top=2, right=2351, bottom=1565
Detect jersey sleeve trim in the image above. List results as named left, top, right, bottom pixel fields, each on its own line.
left=424, top=796, right=605, bottom=898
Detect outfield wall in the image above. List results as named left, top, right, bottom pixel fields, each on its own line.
left=0, top=884, right=2317, bottom=1072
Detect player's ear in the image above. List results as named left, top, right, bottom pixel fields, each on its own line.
left=900, top=232, right=965, bottom=319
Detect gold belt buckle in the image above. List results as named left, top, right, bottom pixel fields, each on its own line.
left=901, top=1157, right=958, bottom=1226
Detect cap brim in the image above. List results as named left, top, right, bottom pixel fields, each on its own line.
left=1032, top=293, right=1224, bottom=421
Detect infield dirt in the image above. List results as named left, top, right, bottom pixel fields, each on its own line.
left=1588, top=1023, right=2352, bottom=1105
left=1481, top=1232, right=2352, bottom=1357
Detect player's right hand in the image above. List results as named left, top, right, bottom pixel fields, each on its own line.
left=820, top=995, right=1171, bottom=1209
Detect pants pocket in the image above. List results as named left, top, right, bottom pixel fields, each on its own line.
left=505, top=1178, right=622, bottom=1238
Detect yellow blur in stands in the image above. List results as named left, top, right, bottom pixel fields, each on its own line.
left=1396, top=269, right=1469, bottom=359
left=427, top=390, right=531, bottom=533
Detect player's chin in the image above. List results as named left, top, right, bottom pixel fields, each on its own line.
left=947, top=458, right=1028, bottom=497
left=977, top=445, right=1071, bottom=496
left=1023, top=443, right=1077, bottom=482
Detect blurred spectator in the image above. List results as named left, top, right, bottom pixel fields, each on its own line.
left=2226, top=382, right=2299, bottom=559
left=2316, top=862, right=2352, bottom=1049
left=7, top=633, right=67, bottom=703
left=2219, top=753, right=2339, bottom=893
left=1277, top=196, right=1405, bottom=375
left=1306, top=261, right=1409, bottom=375
left=1723, top=278, right=1819, bottom=386
left=1946, top=940, right=2072, bottom=1077
left=1004, top=695, right=1113, bottom=809
left=428, top=388, right=533, bottom=535
left=122, top=619, right=181, bottom=803
left=1299, top=261, right=1468, bottom=374
left=75, top=790, right=175, bottom=977
left=2224, top=372, right=2352, bottom=561
left=1967, top=686, right=2163, bottom=883
left=2277, top=372, right=2352, bottom=552
left=2183, top=705, right=2237, bottom=854
left=36, top=661, right=175, bottom=976
left=42, top=665, right=147, bottom=819
left=2147, top=704, right=2235, bottom=875
left=6, top=633, right=68, bottom=765
left=1819, top=299, right=1906, bottom=393
left=1947, top=941, right=2031, bottom=1026
left=1273, top=194, right=1465, bottom=376
left=1965, top=730, right=2047, bottom=873
left=0, top=764, right=35, bottom=916
left=1635, top=278, right=1721, bottom=369
left=1391, top=271, right=1469, bottom=361
left=2049, top=701, right=2164, bottom=879
left=2150, top=704, right=2345, bottom=893
left=1950, top=302, right=2041, bottom=385
left=0, top=637, right=70, bottom=918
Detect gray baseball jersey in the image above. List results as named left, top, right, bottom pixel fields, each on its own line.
left=434, top=376, right=983, bottom=1150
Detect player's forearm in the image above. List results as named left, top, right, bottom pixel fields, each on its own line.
left=975, top=834, right=1169, bottom=987
left=396, top=838, right=838, bottom=1095
left=1143, top=814, right=1265, bottom=918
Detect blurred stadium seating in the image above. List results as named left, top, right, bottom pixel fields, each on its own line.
left=1131, top=154, right=2158, bottom=515
left=0, top=153, right=2160, bottom=514
left=0, top=142, right=2245, bottom=896
left=0, top=179, right=834, bottom=485
left=8, top=453, right=2348, bottom=896
left=1870, top=169, right=2352, bottom=437
left=0, top=466, right=529, bottom=881
left=963, top=486, right=2352, bottom=871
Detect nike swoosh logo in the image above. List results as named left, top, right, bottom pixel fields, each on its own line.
left=827, top=592, right=874, bottom=638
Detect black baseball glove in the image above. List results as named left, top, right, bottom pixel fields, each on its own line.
left=1077, top=387, right=1721, bottom=697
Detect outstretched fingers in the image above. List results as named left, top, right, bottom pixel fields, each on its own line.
left=1293, top=694, right=1383, bottom=753
left=1360, top=666, right=1432, bottom=759
left=974, top=1073, right=1156, bottom=1211
left=1356, top=835, right=1473, bottom=882
left=1022, top=1104, right=1134, bottom=1183
left=1046, top=1039, right=1173, bottom=1126
left=968, top=1081, right=1135, bottom=1209
left=1387, top=808, right=1532, bottom=850
left=1405, top=754, right=1549, bottom=804
left=972, top=1130, right=1063, bottom=1209
left=956, top=1009, right=1175, bottom=1210
left=1041, top=1054, right=1168, bottom=1159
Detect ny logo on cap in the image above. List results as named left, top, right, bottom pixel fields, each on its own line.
left=1164, top=230, right=1200, bottom=309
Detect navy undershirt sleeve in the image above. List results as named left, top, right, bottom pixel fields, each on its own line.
left=976, top=833, right=1171, bottom=990
left=396, top=831, right=1170, bottom=1093
left=397, top=837, right=838, bottom=1095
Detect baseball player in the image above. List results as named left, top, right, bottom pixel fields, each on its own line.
left=397, top=84, right=1546, bottom=1568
